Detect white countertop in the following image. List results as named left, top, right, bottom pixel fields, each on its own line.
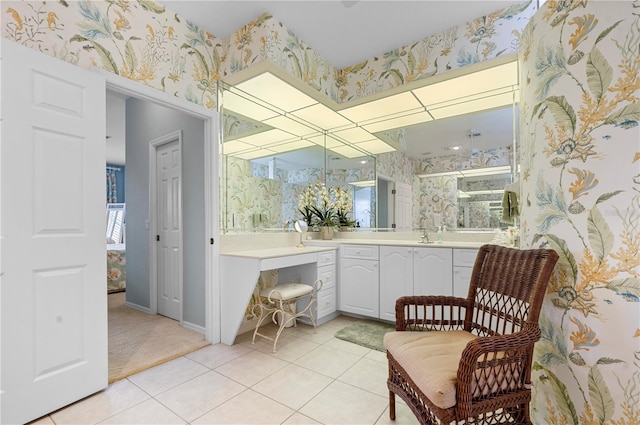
left=221, top=245, right=337, bottom=259
left=303, top=239, right=486, bottom=249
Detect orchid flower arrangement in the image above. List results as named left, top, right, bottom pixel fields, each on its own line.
left=334, top=186, right=355, bottom=227
left=297, top=182, right=340, bottom=227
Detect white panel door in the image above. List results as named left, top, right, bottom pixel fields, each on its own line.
left=394, top=182, right=412, bottom=230
left=156, top=140, right=182, bottom=321
left=1, top=40, right=107, bottom=424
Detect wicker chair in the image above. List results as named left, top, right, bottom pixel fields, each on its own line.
left=384, top=244, right=558, bottom=425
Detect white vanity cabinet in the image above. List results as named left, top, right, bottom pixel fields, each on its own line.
left=379, top=246, right=453, bottom=321
left=315, top=250, right=337, bottom=321
left=339, top=245, right=379, bottom=317
left=453, top=248, right=479, bottom=298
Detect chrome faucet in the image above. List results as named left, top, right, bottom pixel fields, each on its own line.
left=420, top=229, right=430, bottom=244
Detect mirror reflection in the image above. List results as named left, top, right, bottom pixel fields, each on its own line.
left=220, top=61, right=519, bottom=234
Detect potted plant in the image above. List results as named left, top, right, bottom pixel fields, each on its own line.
left=334, top=186, right=356, bottom=231
left=310, top=183, right=338, bottom=239
left=297, top=183, right=317, bottom=226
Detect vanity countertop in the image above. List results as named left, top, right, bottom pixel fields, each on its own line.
left=221, top=245, right=337, bottom=260
left=303, top=239, right=487, bottom=249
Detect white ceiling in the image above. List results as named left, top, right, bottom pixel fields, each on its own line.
left=160, top=1, right=523, bottom=70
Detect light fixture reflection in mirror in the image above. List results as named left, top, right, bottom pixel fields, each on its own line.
left=294, top=220, right=308, bottom=248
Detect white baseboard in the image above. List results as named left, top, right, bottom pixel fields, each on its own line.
left=124, top=301, right=151, bottom=314
left=181, top=320, right=205, bottom=335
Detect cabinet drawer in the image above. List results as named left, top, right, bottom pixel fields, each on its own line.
left=340, top=244, right=379, bottom=260
left=317, top=264, right=336, bottom=290
left=317, top=287, right=336, bottom=319
left=317, top=250, right=336, bottom=267
left=453, top=248, right=479, bottom=267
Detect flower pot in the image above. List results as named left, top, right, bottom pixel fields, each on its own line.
left=319, top=226, right=334, bottom=240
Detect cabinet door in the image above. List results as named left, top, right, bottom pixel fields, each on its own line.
left=339, top=258, right=379, bottom=317
left=413, top=247, right=453, bottom=296
left=379, top=246, right=414, bottom=321
left=453, top=266, right=473, bottom=298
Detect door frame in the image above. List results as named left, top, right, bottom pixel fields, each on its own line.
left=377, top=173, right=395, bottom=228
left=149, top=131, right=183, bottom=321
left=99, top=70, right=220, bottom=343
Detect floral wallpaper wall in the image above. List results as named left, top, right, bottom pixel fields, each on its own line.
left=520, top=1, right=640, bottom=423
left=2, top=0, right=536, bottom=107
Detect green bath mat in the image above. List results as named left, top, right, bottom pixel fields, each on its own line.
left=334, top=319, right=395, bottom=351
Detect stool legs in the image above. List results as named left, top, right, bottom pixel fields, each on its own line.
left=252, top=293, right=317, bottom=353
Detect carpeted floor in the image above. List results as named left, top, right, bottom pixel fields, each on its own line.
left=108, top=292, right=210, bottom=383
left=334, top=319, right=395, bottom=351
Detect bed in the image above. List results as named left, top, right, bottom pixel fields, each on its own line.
left=107, top=243, right=126, bottom=293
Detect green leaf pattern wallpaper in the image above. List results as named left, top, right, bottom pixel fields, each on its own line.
left=520, top=1, right=640, bottom=423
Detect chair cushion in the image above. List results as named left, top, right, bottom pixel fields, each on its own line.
left=260, top=283, right=313, bottom=301
left=384, top=330, right=477, bottom=410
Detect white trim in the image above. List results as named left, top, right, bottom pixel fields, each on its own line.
left=98, top=69, right=220, bottom=343
left=182, top=320, right=206, bottom=335
left=124, top=301, right=152, bottom=315
left=149, top=131, right=183, bottom=320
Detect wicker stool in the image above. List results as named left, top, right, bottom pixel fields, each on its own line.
left=252, top=279, right=323, bottom=352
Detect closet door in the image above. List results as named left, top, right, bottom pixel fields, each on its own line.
left=1, top=40, right=107, bottom=424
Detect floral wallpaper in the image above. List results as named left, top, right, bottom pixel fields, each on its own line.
left=2, top=0, right=536, bottom=106
left=520, top=1, right=640, bottom=423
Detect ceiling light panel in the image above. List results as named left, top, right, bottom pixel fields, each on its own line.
left=234, top=148, right=278, bottom=160
left=268, top=140, right=314, bottom=153
left=412, top=61, right=517, bottom=106
left=292, top=103, right=353, bottom=130
left=235, top=129, right=298, bottom=146
left=361, top=110, right=433, bottom=133
left=353, top=139, right=396, bottom=154
left=338, top=91, right=422, bottom=123
left=221, top=90, right=279, bottom=122
left=332, top=127, right=376, bottom=143
left=263, top=115, right=320, bottom=137
left=222, top=140, right=255, bottom=154
left=235, top=73, right=317, bottom=112
left=329, top=144, right=368, bottom=158
left=428, top=92, right=514, bottom=120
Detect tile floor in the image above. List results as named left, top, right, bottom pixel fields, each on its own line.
left=30, top=316, right=419, bottom=425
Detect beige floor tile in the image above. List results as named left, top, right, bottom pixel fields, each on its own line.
left=281, top=412, right=322, bottom=424
left=338, top=357, right=389, bottom=396
left=252, top=364, right=332, bottom=410
left=365, top=349, right=388, bottom=363
left=50, top=379, right=150, bottom=425
left=376, top=403, right=421, bottom=424
left=262, top=337, right=320, bottom=362
left=155, top=370, right=245, bottom=423
left=97, top=399, right=186, bottom=424
left=299, top=380, right=387, bottom=425
left=324, top=336, right=373, bottom=356
left=192, top=389, right=294, bottom=424
left=294, top=344, right=361, bottom=378
left=185, top=341, right=252, bottom=369
left=127, top=356, right=209, bottom=396
left=290, top=324, right=340, bottom=344
left=215, top=350, right=288, bottom=387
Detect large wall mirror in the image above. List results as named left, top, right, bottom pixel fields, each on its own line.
left=219, top=58, right=519, bottom=234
